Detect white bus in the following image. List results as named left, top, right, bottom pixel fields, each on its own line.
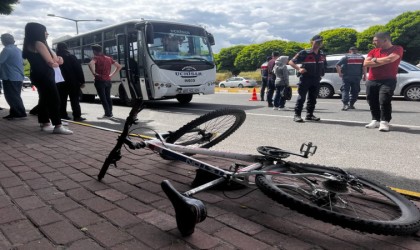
left=52, top=20, right=216, bottom=105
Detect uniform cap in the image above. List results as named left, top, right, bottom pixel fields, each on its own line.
left=349, top=46, right=358, bottom=51
left=311, top=35, right=323, bottom=42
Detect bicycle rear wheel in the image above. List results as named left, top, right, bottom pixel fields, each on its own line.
left=255, top=163, right=420, bottom=235
left=165, top=109, right=246, bottom=149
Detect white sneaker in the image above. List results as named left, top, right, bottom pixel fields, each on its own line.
left=273, top=107, right=278, bottom=110
left=53, top=126, right=73, bottom=135
left=379, top=121, right=390, bottom=132
left=365, top=120, right=380, bottom=129
left=278, top=107, right=286, bottom=111
left=40, top=124, right=54, bottom=132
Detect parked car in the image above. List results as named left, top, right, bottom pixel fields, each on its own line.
left=22, top=76, right=32, bottom=88
left=219, top=77, right=257, bottom=88
left=287, top=54, right=420, bottom=101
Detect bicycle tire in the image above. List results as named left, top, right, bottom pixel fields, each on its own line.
left=165, top=109, right=246, bottom=149
left=255, top=163, right=420, bottom=235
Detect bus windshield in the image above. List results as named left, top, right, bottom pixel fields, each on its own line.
left=147, top=23, right=213, bottom=64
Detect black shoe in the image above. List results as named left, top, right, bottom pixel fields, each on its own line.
left=305, top=115, right=321, bottom=121
left=74, top=117, right=86, bottom=122
left=293, top=115, right=304, bottom=122
left=342, top=105, right=349, bottom=111
left=3, top=114, right=27, bottom=120
left=62, top=116, right=71, bottom=120
left=3, top=114, right=15, bottom=120
left=268, top=103, right=273, bottom=107
left=349, top=105, right=356, bottom=109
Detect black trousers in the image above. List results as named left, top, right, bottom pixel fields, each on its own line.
left=57, top=81, right=82, bottom=119
left=366, top=79, right=396, bottom=122
left=294, top=76, right=321, bottom=116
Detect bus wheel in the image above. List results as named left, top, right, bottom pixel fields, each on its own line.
left=176, top=94, right=193, bottom=104
left=118, top=85, right=134, bottom=106
left=80, top=94, right=96, bottom=103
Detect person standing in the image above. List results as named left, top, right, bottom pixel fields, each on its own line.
left=56, top=42, right=86, bottom=121
left=260, top=56, right=271, bottom=101
left=88, top=44, right=122, bottom=119
left=0, top=33, right=27, bottom=120
left=272, top=56, right=289, bottom=110
left=22, top=22, right=73, bottom=134
left=363, top=32, right=403, bottom=132
left=336, top=47, right=367, bottom=111
left=266, top=51, right=280, bottom=107
left=289, top=35, right=327, bottom=122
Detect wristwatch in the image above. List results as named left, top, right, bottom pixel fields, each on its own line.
left=372, top=57, right=377, bottom=63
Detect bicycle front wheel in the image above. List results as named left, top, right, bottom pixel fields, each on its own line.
left=255, top=163, right=420, bottom=235
left=166, top=109, right=246, bottom=149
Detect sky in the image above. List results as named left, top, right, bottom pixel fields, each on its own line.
left=0, top=0, right=418, bottom=53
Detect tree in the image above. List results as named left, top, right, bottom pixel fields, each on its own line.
left=234, top=40, right=305, bottom=71
left=356, top=25, right=386, bottom=53
left=385, top=11, right=420, bottom=63
left=0, top=0, right=19, bottom=15
left=234, top=44, right=260, bottom=71
left=319, top=28, right=358, bottom=54
left=215, top=45, right=245, bottom=74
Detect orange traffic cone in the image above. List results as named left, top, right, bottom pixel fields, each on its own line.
left=249, top=87, right=258, bottom=101
left=32, top=85, right=37, bottom=91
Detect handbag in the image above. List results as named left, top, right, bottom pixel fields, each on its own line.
left=282, top=86, right=292, bottom=100
left=54, top=67, right=65, bottom=83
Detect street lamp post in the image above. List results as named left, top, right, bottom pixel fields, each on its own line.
left=47, top=14, right=102, bottom=34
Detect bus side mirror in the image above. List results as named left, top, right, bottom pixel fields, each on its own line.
left=145, top=23, right=154, bottom=44
left=207, top=32, right=215, bottom=46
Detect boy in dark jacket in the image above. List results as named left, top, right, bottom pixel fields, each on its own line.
left=56, top=42, right=86, bottom=121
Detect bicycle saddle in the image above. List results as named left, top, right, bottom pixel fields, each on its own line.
left=161, top=180, right=207, bottom=236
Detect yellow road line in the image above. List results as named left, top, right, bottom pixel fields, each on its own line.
left=390, top=187, right=420, bottom=198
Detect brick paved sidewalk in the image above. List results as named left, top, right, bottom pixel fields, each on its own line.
left=0, top=111, right=419, bottom=249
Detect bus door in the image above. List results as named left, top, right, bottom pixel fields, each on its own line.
left=116, top=33, right=140, bottom=104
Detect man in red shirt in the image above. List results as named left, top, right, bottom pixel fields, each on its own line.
left=88, top=44, right=122, bottom=119
left=363, top=32, right=403, bottom=132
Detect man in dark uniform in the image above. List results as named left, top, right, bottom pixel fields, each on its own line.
left=289, top=35, right=327, bottom=122
left=260, top=56, right=271, bottom=101
left=336, top=47, right=367, bottom=111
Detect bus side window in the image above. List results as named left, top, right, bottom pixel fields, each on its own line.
left=82, top=46, right=93, bottom=63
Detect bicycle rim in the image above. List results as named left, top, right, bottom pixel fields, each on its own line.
left=255, top=163, right=420, bottom=235
left=166, top=109, right=246, bottom=149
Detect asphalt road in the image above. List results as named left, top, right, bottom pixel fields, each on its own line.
left=3, top=89, right=420, bottom=192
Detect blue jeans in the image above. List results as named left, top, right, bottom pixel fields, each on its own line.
left=273, top=85, right=286, bottom=108
left=366, top=79, right=396, bottom=122
left=3, top=80, right=26, bottom=117
left=94, top=80, right=113, bottom=117
left=294, top=76, right=321, bottom=116
left=341, top=76, right=361, bottom=106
